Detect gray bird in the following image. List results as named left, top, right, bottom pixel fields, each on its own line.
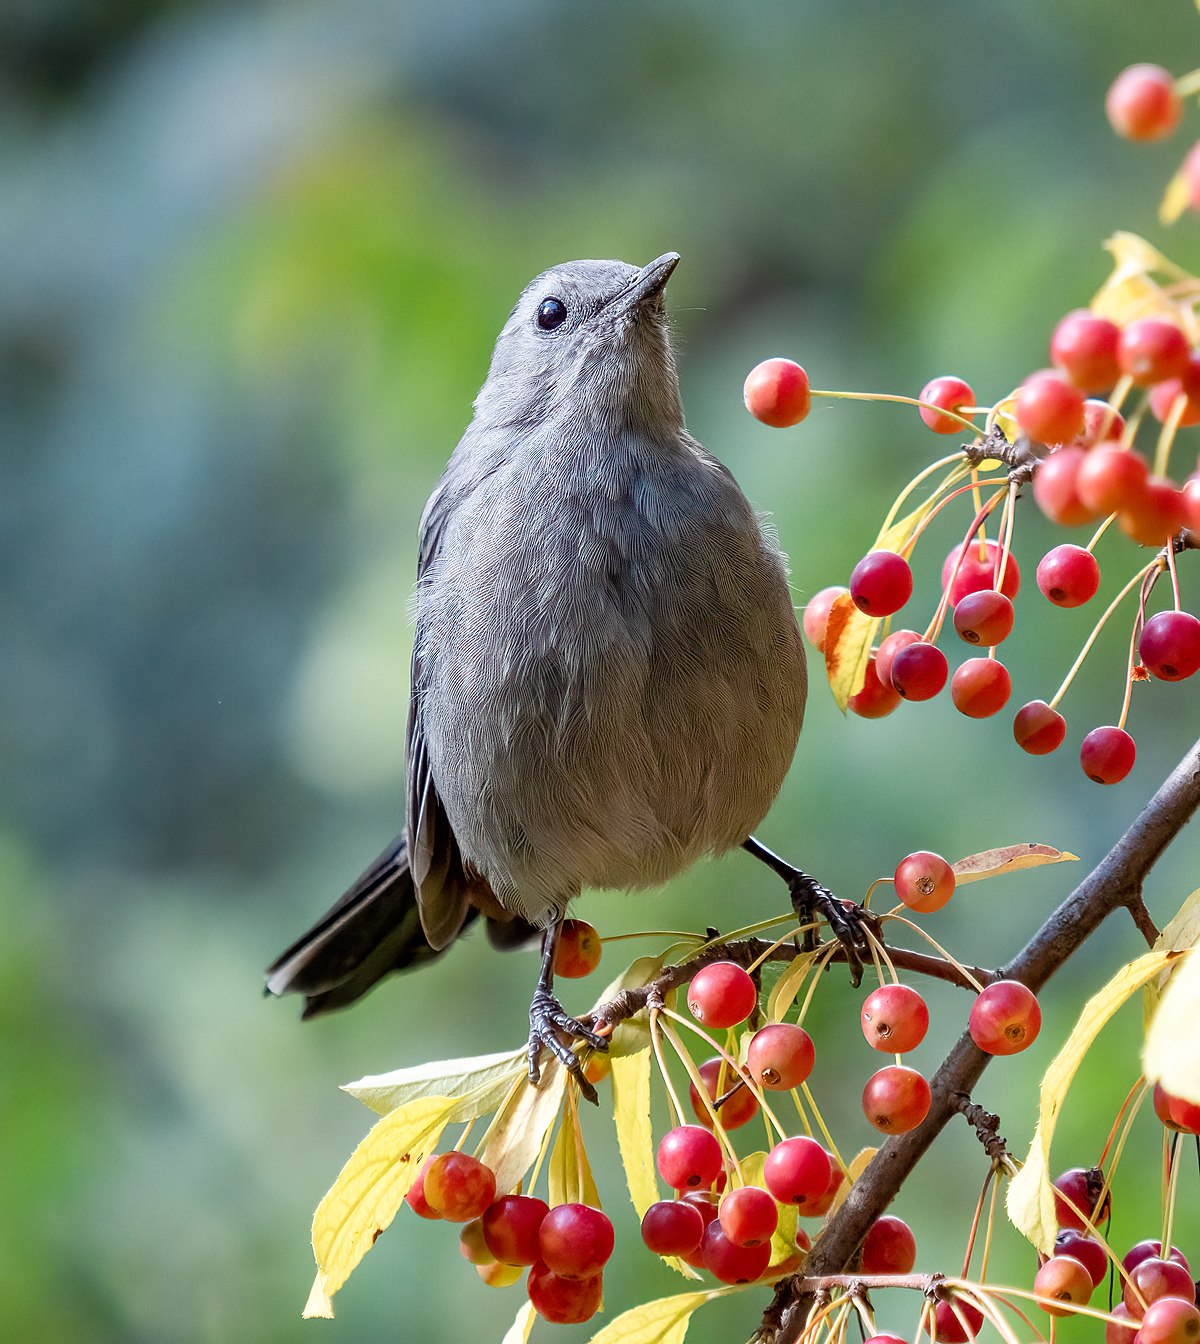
left=266, top=254, right=858, bottom=1099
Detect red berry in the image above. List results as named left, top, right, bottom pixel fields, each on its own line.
left=701, top=1220, right=772, bottom=1283
left=745, top=1023, right=815, bottom=1091
left=1124, top=1257, right=1197, bottom=1313
left=1118, top=319, right=1190, bottom=386
left=1124, top=1241, right=1191, bottom=1277
left=848, top=655, right=903, bottom=719
left=862, top=1065, right=931, bottom=1134
left=803, top=586, right=848, bottom=652
left=744, top=358, right=811, bottom=427
left=538, top=1203, right=614, bottom=1279
left=1183, top=474, right=1200, bottom=530
left=1034, top=1254, right=1094, bottom=1316
left=919, top=376, right=976, bottom=433
left=423, top=1152, right=497, bottom=1222
left=657, top=1125, right=724, bottom=1191
left=889, top=641, right=949, bottom=701
left=641, top=1199, right=705, bottom=1257
left=1106, top=64, right=1183, bottom=141
left=690, top=1057, right=760, bottom=1130
left=942, top=538, right=1021, bottom=603
left=1051, top=311, right=1122, bottom=392
left=1080, top=726, right=1136, bottom=785
left=875, top=629, right=922, bottom=686
left=1036, top=544, right=1101, bottom=607
left=953, top=589, right=1015, bottom=646
left=1017, top=371, right=1086, bottom=445
left=1073, top=399, right=1126, bottom=448
left=1153, top=1082, right=1200, bottom=1134
left=1139, top=610, right=1200, bottom=681
left=894, top=850, right=955, bottom=913
left=483, top=1195, right=549, bottom=1265
left=969, top=979, right=1042, bottom=1055
left=1055, top=1230, right=1109, bottom=1288
left=677, top=1191, right=721, bottom=1266
left=1013, top=700, right=1067, bottom=755
left=460, top=1218, right=495, bottom=1265
left=1077, top=444, right=1149, bottom=514
left=1119, top=475, right=1188, bottom=546
left=926, top=1300, right=984, bottom=1342
left=860, top=983, right=929, bottom=1052
left=850, top=551, right=913, bottom=617
left=867, top=1337, right=910, bottom=1344
left=527, top=1261, right=603, bottom=1324
left=718, top=1185, right=779, bottom=1248
left=762, top=1136, right=832, bottom=1208
left=951, top=657, right=1012, bottom=718
left=1034, top=446, right=1099, bottom=526
left=554, top=919, right=602, bottom=978
left=404, top=1155, right=445, bottom=1220
left=1107, top=1303, right=1140, bottom=1344
left=1140, top=1297, right=1200, bottom=1344
left=861, top=1214, right=917, bottom=1274
left=1052, top=1167, right=1110, bottom=1233
left=688, top=961, right=757, bottom=1028
left=1150, top=355, right=1200, bottom=427
left=799, top=1161, right=844, bottom=1218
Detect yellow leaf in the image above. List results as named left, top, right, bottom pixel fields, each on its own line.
left=342, top=1047, right=526, bottom=1118
left=952, top=844, right=1078, bottom=885
left=874, top=501, right=934, bottom=555
left=766, top=950, right=817, bottom=1022
left=584, top=1287, right=742, bottom=1344
left=478, top=1060, right=568, bottom=1195
left=1007, top=951, right=1175, bottom=1252
left=311, top=1093, right=458, bottom=1300
left=548, top=1095, right=600, bottom=1208
left=1161, top=165, right=1191, bottom=226
left=302, top=1271, right=334, bottom=1319
left=1144, top=947, right=1200, bottom=1106
left=501, top=1299, right=538, bottom=1344
left=827, top=1146, right=878, bottom=1218
left=824, top=592, right=880, bottom=712
left=1144, top=890, right=1200, bottom=1024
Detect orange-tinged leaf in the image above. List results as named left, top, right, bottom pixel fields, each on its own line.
left=1143, top=946, right=1200, bottom=1106
left=824, top=592, right=880, bottom=712
left=1161, top=165, right=1191, bottom=226
left=310, top=1093, right=458, bottom=1301
left=501, top=1299, right=537, bottom=1344
left=1008, top=951, right=1175, bottom=1252
left=952, top=844, right=1078, bottom=885
left=477, top=1060, right=568, bottom=1195
left=584, top=1286, right=745, bottom=1344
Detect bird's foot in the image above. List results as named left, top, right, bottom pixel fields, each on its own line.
left=788, top=871, right=870, bottom=987
left=528, top=988, right=608, bottom=1105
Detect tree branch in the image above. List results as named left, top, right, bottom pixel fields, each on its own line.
left=767, top=735, right=1200, bottom=1344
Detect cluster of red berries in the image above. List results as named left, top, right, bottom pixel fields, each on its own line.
left=405, top=1150, right=615, bottom=1325
left=1105, top=62, right=1200, bottom=220
left=745, top=286, right=1200, bottom=788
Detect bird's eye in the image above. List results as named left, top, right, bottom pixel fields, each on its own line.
left=536, top=297, right=568, bottom=331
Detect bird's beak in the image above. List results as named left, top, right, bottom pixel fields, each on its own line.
left=617, top=252, right=680, bottom=312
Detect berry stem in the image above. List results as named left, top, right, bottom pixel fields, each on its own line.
left=904, top=479, right=1005, bottom=565
left=658, top=1016, right=746, bottom=1182
left=789, top=1086, right=814, bottom=1139
left=1153, top=391, right=1187, bottom=477
left=960, top=1164, right=995, bottom=1281
left=877, top=455, right=970, bottom=539
left=879, top=910, right=988, bottom=993
left=925, top=488, right=1010, bottom=644
left=979, top=1167, right=1002, bottom=1284
left=747, top=924, right=815, bottom=976
left=598, top=929, right=706, bottom=944
left=812, top=388, right=983, bottom=437
left=861, top=877, right=893, bottom=910
left=994, top=479, right=1019, bottom=600
left=648, top=1006, right=687, bottom=1129
left=1097, top=1077, right=1147, bottom=1167
left=1165, top=538, right=1182, bottom=610
left=799, top=1080, right=849, bottom=1176
left=1047, top=560, right=1162, bottom=710
left=1161, top=1130, right=1183, bottom=1266
left=1085, top=512, right=1117, bottom=554
left=1173, top=67, right=1200, bottom=98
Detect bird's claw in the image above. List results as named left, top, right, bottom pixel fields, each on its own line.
left=527, top=988, right=607, bottom=1105
left=789, top=874, right=870, bottom=987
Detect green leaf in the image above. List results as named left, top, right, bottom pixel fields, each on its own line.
left=342, top=1047, right=526, bottom=1118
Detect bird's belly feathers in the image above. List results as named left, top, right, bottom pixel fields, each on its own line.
left=417, top=453, right=807, bottom=925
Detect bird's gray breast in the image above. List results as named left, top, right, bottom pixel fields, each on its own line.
left=415, top=429, right=806, bottom=924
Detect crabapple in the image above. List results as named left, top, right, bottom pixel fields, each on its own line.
left=688, top=961, right=757, bottom=1028
left=1124, top=1257, right=1197, bottom=1313
left=1149, top=354, right=1200, bottom=426
left=1139, top=611, right=1200, bottom=682
left=1076, top=444, right=1149, bottom=514
left=926, top=1300, right=984, bottom=1342
left=1034, top=1254, right=1094, bottom=1316
left=1013, top=700, right=1067, bottom=755
left=1119, top=476, right=1187, bottom=546
left=1117, top=319, right=1189, bottom=385
left=423, top=1152, right=497, bottom=1222
left=1036, top=544, right=1100, bottom=607
left=746, top=1023, right=815, bottom=1091
left=850, top=550, right=913, bottom=616
left=889, top=641, right=949, bottom=701
left=919, top=376, right=975, bottom=433
left=718, top=1185, right=778, bottom=1248
left=1153, top=1082, right=1200, bottom=1134
left=943, top=537, right=1020, bottom=603
left=527, top=1262, right=603, bottom=1324
left=848, top=655, right=902, bottom=718
left=953, top=588, right=1015, bottom=645
left=554, top=919, right=601, bottom=977
left=762, top=1136, right=832, bottom=1208
left=803, top=586, right=848, bottom=652
left=483, top=1195, right=549, bottom=1266
left=861, top=1214, right=917, bottom=1274
left=744, top=358, right=811, bottom=426
left=1033, top=446, right=1098, bottom=526
left=1106, top=64, right=1183, bottom=141
left=1081, top=726, right=1136, bottom=784
left=1052, top=1166, right=1110, bottom=1232
left=641, top=1199, right=705, bottom=1257
left=860, top=983, right=929, bottom=1052
left=1017, top=372, right=1086, bottom=445
left=894, top=850, right=955, bottom=913
left=951, top=657, right=1012, bottom=718
left=538, top=1203, right=614, bottom=1279
left=690, top=1057, right=759, bottom=1130
left=1140, top=1298, right=1200, bottom=1344
left=656, top=1125, right=724, bottom=1191
left=701, top=1220, right=772, bottom=1283
left=862, top=1065, right=931, bottom=1134
left=968, top=979, right=1042, bottom=1055
left=1055, top=1230, right=1109, bottom=1287
left=1051, top=311, right=1121, bottom=392
left=875, top=628, right=922, bottom=686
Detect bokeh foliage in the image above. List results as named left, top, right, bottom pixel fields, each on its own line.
left=2, top=1, right=1198, bottom=1340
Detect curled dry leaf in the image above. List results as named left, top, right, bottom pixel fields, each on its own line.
left=952, top=843, right=1078, bottom=885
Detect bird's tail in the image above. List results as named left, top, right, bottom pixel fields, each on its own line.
left=264, top=836, right=469, bottom=1018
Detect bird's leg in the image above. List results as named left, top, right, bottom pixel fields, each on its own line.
left=742, top=836, right=869, bottom=986
left=528, top=918, right=609, bottom=1105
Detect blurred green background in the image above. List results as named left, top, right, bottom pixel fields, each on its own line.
left=4, top=1, right=1199, bottom=1340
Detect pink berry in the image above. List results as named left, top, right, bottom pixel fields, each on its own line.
left=860, top=983, right=929, bottom=1053
left=862, top=1065, right=931, bottom=1134
left=641, top=1199, right=705, bottom=1257
left=1013, top=700, right=1067, bottom=755
left=762, top=1136, right=832, bottom=1208
left=1036, top=544, right=1101, bottom=607
left=894, top=850, right=955, bottom=913
left=1140, top=1297, right=1200, bottom=1344
left=482, top=1194, right=549, bottom=1265
left=1153, top=1082, right=1200, bottom=1135
left=848, top=655, right=903, bottom=719
left=953, top=589, right=1015, bottom=646
left=1055, top=1230, right=1109, bottom=1287
left=919, top=376, right=976, bottom=433
left=1080, top=725, right=1136, bottom=785
left=538, top=1203, right=614, bottom=1279
left=657, top=1125, right=724, bottom=1191
left=1139, top=610, right=1200, bottom=681
left=1077, top=444, right=1150, bottom=515
left=1150, top=355, right=1200, bottom=427
left=1017, top=371, right=1086, bottom=445
left=1118, top=319, right=1189, bottom=386
left=1051, top=311, right=1122, bottom=392
left=1034, top=1254, right=1094, bottom=1316
left=875, top=628, right=922, bottom=686
left=700, top=1220, right=772, bottom=1283
left=926, top=1301, right=984, bottom=1342
left=744, top=358, right=811, bottom=427
left=554, top=919, right=602, bottom=978
left=689, top=1057, right=760, bottom=1131
left=850, top=550, right=913, bottom=617
left=889, top=641, right=949, bottom=701
left=527, top=1261, right=603, bottom=1324
left=1052, top=1167, right=1110, bottom=1232
left=404, top=1155, right=445, bottom=1220
left=1106, top=64, right=1183, bottom=141
left=688, top=961, right=757, bottom=1028
left=969, top=980, right=1042, bottom=1055
left=951, top=657, right=1012, bottom=718
left=942, top=538, right=1021, bottom=603
left=1119, top=475, right=1188, bottom=546
left=1124, top=1241, right=1191, bottom=1277
left=1073, top=399, right=1126, bottom=447
left=718, top=1185, right=779, bottom=1248
left=1124, top=1257, right=1197, bottom=1313
left=745, top=1023, right=815, bottom=1091
left=1034, top=446, right=1099, bottom=526
left=803, top=586, right=848, bottom=652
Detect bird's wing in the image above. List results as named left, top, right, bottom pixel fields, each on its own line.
left=405, top=481, right=473, bottom=950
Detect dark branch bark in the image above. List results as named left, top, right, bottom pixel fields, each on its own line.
left=767, top=736, right=1200, bottom=1344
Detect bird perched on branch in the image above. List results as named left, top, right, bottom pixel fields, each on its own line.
left=266, top=253, right=859, bottom=1100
